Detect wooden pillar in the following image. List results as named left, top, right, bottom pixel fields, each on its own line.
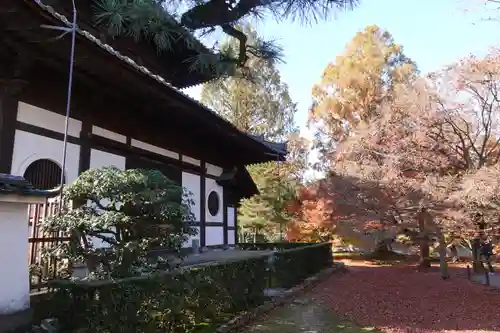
left=0, top=52, right=31, bottom=174
left=78, top=121, right=91, bottom=174
left=234, top=204, right=239, bottom=244
left=200, top=161, right=206, bottom=247
left=0, top=87, right=19, bottom=173
left=223, top=189, right=229, bottom=245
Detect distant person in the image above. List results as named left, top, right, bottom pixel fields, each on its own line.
left=480, top=238, right=495, bottom=274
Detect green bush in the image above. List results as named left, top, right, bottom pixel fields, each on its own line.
left=41, top=167, right=197, bottom=280
left=272, top=242, right=332, bottom=289
left=238, top=242, right=316, bottom=251
left=37, top=243, right=333, bottom=332
left=44, top=256, right=268, bottom=333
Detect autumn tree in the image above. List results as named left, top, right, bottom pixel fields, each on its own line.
left=310, top=25, right=417, bottom=169
left=330, top=79, right=465, bottom=275
left=302, top=24, right=419, bottom=254
left=305, top=25, right=500, bottom=274
left=429, top=51, right=500, bottom=171
left=429, top=51, right=500, bottom=270
left=303, top=50, right=500, bottom=274
left=92, top=0, right=359, bottom=77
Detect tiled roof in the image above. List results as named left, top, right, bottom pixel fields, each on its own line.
left=0, top=174, right=58, bottom=196
left=31, top=0, right=287, bottom=157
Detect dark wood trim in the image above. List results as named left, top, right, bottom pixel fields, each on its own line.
left=184, top=221, right=223, bottom=227
left=206, top=222, right=224, bottom=227
left=0, top=95, right=19, bottom=173
left=15, top=120, right=206, bottom=177
left=223, top=190, right=228, bottom=245
left=78, top=121, right=91, bottom=174
left=89, top=134, right=202, bottom=175
left=200, top=161, right=206, bottom=247
left=205, top=173, right=221, bottom=180
left=14, top=120, right=204, bottom=175
left=234, top=206, right=239, bottom=244
left=16, top=121, right=80, bottom=145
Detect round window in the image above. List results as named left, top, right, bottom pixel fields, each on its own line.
left=207, top=190, right=220, bottom=216
left=23, top=159, right=63, bottom=190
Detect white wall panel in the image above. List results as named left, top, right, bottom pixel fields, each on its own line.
left=92, top=126, right=127, bottom=143
left=17, top=102, right=81, bottom=137
left=90, top=149, right=126, bottom=170
left=182, top=172, right=201, bottom=221
left=205, top=226, right=224, bottom=246
left=206, top=163, right=223, bottom=177
left=11, top=130, right=80, bottom=184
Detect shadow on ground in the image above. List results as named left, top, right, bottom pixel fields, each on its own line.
left=245, top=294, right=382, bottom=333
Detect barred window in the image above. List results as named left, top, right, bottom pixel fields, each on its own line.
left=23, top=159, right=63, bottom=190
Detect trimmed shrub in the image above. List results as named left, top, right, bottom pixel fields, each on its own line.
left=272, top=242, right=332, bottom=288
left=238, top=242, right=317, bottom=251
left=44, top=257, right=268, bottom=333
left=35, top=243, right=333, bottom=332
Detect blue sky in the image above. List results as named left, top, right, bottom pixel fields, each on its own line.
left=184, top=0, right=498, bottom=139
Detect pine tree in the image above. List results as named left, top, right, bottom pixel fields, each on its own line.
left=200, top=26, right=308, bottom=241
left=201, top=26, right=297, bottom=141
left=92, top=0, right=359, bottom=77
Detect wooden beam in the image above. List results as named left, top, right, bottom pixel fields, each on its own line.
left=0, top=51, right=34, bottom=173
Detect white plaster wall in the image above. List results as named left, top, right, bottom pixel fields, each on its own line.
left=228, top=230, right=236, bottom=245
left=182, top=172, right=200, bottom=221
left=89, top=149, right=126, bottom=170
left=0, top=202, right=30, bottom=314
left=205, top=178, right=223, bottom=223
left=131, top=138, right=179, bottom=160
left=205, top=226, right=224, bottom=246
left=181, top=155, right=201, bottom=166
left=18, top=101, right=82, bottom=137
left=182, top=226, right=200, bottom=248
left=227, top=206, right=235, bottom=227
left=89, top=149, right=126, bottom=248
left=92, top=126, right=127, bottom=143
left=206, top=163, right=223, bottom=177
left=11, top=130, right=80, bottom=183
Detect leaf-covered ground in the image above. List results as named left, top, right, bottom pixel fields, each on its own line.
left=314, top=263, right=500, bottom=333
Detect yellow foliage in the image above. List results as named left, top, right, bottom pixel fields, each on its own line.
left=310, top=25, right=417, bottom=142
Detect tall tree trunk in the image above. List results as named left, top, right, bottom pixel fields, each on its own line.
left=417, top=209, right=430, bottom=268
left=472, top=237, right=482, bottom=273
left=438, top=232, right=450, bottom=279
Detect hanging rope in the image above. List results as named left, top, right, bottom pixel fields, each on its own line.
left=39, top=0, right=78, bottom=212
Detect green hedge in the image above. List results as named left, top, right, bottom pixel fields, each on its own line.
left=238, top=242, right=317, bottom=251
left=44, top=257, right=268, bottom=333
left=272, top=242, right=332, bottom=289
left=36, top=243, right=333, bottom=332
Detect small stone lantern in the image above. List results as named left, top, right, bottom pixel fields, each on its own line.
left=0, top=174, right=59, bottom=331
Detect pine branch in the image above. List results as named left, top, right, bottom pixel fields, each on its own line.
left=92, top=0, right=357, bottom=78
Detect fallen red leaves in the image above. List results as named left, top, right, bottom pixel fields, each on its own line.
left=314, top=264, right=500, bottom=333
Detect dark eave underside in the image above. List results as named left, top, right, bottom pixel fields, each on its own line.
left=1, top=0, right=286, bottom=167
left=41, top=0, right=217, bottom=88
